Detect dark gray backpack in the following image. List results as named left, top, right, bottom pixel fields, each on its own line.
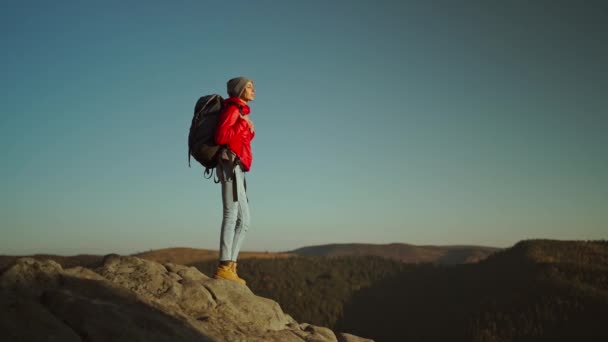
left=188, top=94, right=241, bottom=179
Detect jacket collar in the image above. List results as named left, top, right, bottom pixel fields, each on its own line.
left=224, top=96, right=251, bottom=115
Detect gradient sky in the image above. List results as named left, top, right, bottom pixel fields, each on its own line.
left=1, top=0, right=606, bottom=256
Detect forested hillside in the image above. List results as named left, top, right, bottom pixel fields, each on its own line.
left=195, top=240, right=608, bottom=342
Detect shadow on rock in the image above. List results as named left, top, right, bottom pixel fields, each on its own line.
left=0, top=257, right=213, bottom=342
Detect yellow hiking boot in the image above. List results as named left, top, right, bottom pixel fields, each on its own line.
left=228, top=261, right=247, bottom=285
left=213, top=262, right=246, bottom=285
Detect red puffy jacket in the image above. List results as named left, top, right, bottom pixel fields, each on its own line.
left=215, top=97, right=255, bottom=171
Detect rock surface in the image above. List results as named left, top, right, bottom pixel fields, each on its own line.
left=0, top=256, right=374, bottom=342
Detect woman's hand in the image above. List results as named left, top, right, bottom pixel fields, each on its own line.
left=242, top=115, right=254, bottom=133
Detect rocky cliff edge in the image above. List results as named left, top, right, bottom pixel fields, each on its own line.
left=0, top=255, right=373, bottom=342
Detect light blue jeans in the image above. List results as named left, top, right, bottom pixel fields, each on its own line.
left=217, top=157, right=250, bottom=262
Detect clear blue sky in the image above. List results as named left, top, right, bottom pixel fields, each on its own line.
left=1, top=0, right=606, bottom=255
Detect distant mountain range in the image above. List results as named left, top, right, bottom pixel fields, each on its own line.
left=131, top=247, right=294, bottom=265
left=0, top=248, right=293, bottom=273
left=0, top=242, right=500, bottom=272
left=287, top=243, right=501, bottom=264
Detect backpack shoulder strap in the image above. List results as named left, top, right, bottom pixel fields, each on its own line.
left=223, top=101, right=244, bottom=115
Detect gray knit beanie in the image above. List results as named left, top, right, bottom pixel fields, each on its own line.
left=227, top=77, right=253, bottom=98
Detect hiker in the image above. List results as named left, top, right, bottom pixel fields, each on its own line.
left=212, top=77, right=255, bottom=284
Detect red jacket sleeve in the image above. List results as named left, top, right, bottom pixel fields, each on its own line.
left=215, top=105, right=246, bottom=145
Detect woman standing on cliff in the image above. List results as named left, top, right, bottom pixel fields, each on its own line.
left=212, top=77, right=256, bottom=285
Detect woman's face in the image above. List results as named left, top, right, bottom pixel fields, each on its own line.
left=240, top=81, right=255, bottom=102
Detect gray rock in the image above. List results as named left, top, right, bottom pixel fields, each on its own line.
left=40, top=287, right=209, bottom=342
left=294, top=323, right=339, bottom=342
left=0, top=258, right=62, bottom=296
left=0, top=256, right=374, bottom=342
left=338, top=332, right=376, bottom=342
left=164, top=262, right=210, bottom=282
left=0, top=291, right=81, bottom=342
